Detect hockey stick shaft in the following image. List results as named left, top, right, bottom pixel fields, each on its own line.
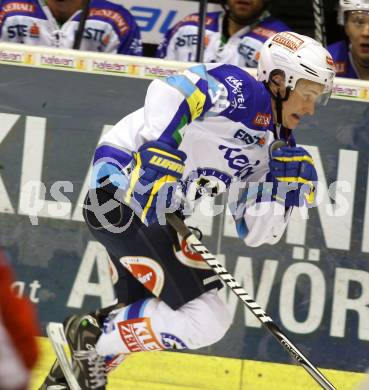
left=195, top=0, right=208, bottom=62
left=73, top=0, right=91, bottom=49
left=166, top=213, right=336, bottom=390
left=312, top=0, right=327, bottom=46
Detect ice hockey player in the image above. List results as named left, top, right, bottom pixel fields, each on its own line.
left=0, top=0, right=142, bottom=54
left=328, top=0, right=369, bottom=79
left=41, top=31, right=335, bottom=389
left=156, top=0, right=289, bottom=67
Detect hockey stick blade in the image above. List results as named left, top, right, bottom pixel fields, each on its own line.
left=46, top=322, right=81, bottom=390
left=166, top=213, right=336, bottom=390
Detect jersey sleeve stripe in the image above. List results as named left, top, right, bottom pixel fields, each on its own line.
left=165, top=75, right=207, bottom=122
left=157, top=100, right=190, bottom=146
left=187, top=64, right=220, bottom=98
left=93, top=144, right=132, bottom=167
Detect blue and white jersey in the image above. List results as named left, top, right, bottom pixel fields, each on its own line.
left=156, top=11, right=289, bottom=68
left=328, top=40, right=358, bottom=79
left=94, top=64, right=292, bottom=247
left=0, top=0, right=142, bottom=55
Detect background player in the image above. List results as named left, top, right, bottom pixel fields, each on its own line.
left=328, top=0, right=369, bottom=79
left=0, top=0, right=142, bottom=54
left=156, top=0, right=289, bottom=67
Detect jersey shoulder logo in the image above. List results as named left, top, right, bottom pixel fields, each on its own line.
left=89, top=7, right=128, bottom=35
left=224, top=75, right=246, bottom=112
left=2, top=2, right=36, bottom=14
left=251, top=26, right=277, bottom=39
left=182, top=14, right=214, bottom=26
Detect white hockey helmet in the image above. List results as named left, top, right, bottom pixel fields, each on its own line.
left=257, top=31, right=335, bottom=105
left=338, top=0, right=369, bottom=25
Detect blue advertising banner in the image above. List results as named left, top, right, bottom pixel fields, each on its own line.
left=0, top=60, right=368, bottom=374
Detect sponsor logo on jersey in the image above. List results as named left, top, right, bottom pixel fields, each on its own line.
left=238, top=40, right=261, bottom=67
left=89, top=8, right=129, bottom=35
left=29, top=22, right=39, bottom=38
left=272, top=32, right=304, bottom=52
left=234, top=129, right=266, bottom=147
left=253, top=112, right=271, bottom=127
left=83, top=27, right=111, bottom=48
left=174, top=236, right=211, bottom=270
left=251, top=26, right=277, bottom=39
left=219, top=145, right=260, bottom=180
left=105, top=353, right=127, bottom=373
left=118, top=317, right=164, bottom=352
left=160, top=333, right=188, bottom=349
left=334, top=61, right=346, bottom=75
left=119, top=256, right=164, bottom=296
left=2, top=2, right=35, bottom=14
left=7, top=24, right=28, bottom=38
left=224, top=76, right=246, bottom=112
left=175, top=33, right=198, bottom=48
left=182, top=14, right=213, bottom=26
left=102, top=33, right=110, bottom=46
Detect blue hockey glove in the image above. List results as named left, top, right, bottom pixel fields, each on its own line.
left=269, top=145, right=317, bottom=208
left=124, top=141, right=186, bottom=225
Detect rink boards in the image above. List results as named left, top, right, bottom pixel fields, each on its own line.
left=0, top=43, right=368, bottom=387
left=31, top=337, right=365, bottom=389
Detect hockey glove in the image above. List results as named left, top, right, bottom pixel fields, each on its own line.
left=124, top=141, right=186, bottom=225
left=269, top=146, right=317, bottom=208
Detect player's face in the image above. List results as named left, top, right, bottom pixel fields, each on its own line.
left=227, top=0, right=265, bottom=23
left=282, top=80, right=324, bottom=129
left=47, top=0, right=83, bottom=23
left=345, top=11, right=369, bottom=66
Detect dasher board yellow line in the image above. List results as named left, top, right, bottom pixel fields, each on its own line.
left=31, top=337, right=365, bottom=390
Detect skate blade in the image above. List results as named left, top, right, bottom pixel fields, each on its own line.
left=47, top=322, right=81, bottom=390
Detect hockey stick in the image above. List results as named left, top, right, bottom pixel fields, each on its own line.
left=195, top=0, right=208, bottom=62
left=312, top=0, right=327, bottom=46
left=73, top=0, right=91, bottom=50
left=165, top=213, right=336, bottom=390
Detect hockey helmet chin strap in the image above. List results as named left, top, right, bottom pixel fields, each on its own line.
left=264, top=80, right=291, bottom=141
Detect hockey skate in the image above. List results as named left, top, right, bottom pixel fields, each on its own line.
left=47, top=314, right=107, bottom=390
